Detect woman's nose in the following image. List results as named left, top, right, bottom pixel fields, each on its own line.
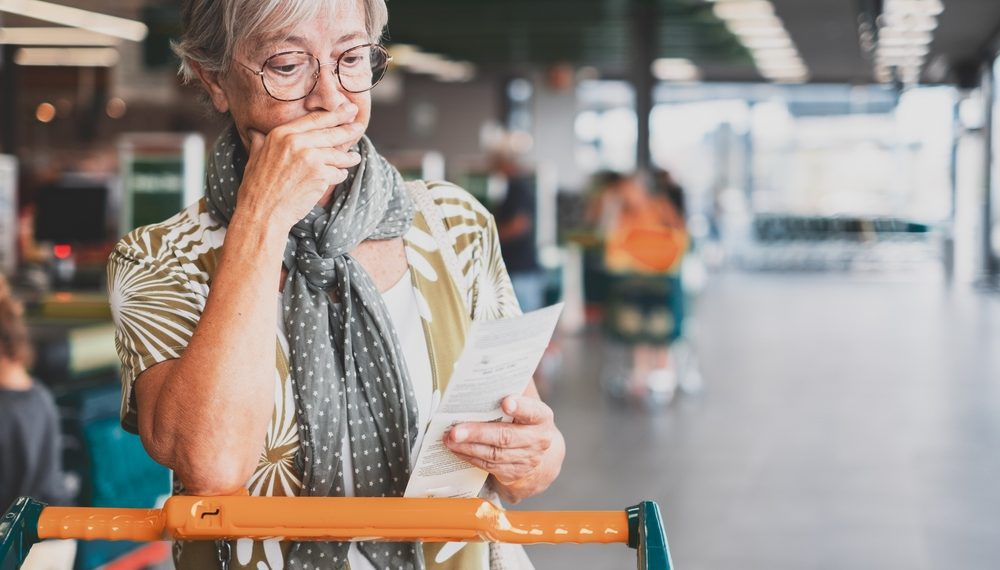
left=306, top=63, right=350, bottom=110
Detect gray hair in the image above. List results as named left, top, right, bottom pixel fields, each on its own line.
left=172, top=0, right=388, bottom=84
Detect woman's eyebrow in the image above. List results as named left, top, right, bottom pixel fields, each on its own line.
left=335, top=32, right=367, bottom=46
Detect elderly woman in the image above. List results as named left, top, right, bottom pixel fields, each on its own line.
left=107, top=0, right=564, bottom=569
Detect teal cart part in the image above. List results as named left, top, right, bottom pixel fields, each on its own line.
left=0, top=498, right=44, bottom=570
left=626, top=501, right=673, bottom=570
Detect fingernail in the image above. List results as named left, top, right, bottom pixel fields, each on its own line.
left=345, top=103, right=358, bottom=114
left=451, top=427, right=466, bottom=443
left=504, top=398, right=517, bottom=414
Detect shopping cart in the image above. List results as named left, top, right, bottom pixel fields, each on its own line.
left=599, top=226, right=698, bottom=403
left=1, top=495, right=672, bottom=569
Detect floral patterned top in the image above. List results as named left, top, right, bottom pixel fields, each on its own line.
left=108, top=181, right=521, bottom=570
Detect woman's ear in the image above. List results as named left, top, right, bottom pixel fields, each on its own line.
left=190, top=60, right=230, bottom=113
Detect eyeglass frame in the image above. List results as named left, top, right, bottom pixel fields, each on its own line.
left=236, top=43, right=392, bottom=101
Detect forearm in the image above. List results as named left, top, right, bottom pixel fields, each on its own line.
left=148, top=209, right=286, bottom=493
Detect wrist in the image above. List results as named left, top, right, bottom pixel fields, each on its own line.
left=226, top=206, right=289, bottom=260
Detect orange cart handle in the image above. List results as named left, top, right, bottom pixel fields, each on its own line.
left=37, top=496, right=628, bottom=545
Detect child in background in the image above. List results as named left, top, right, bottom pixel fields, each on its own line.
left=0, top=274, right=74, bottom=569
left=0, top=274, right=67, bottom=509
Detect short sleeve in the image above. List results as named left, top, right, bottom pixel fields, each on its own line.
left=471, top=211, right=523, bottom=321
left=107, top=237, right=205, bottom=433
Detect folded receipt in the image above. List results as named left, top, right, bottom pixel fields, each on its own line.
left=404, top=302, right=564, bottom=499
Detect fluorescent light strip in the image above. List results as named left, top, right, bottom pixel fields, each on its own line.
left=715, top=0, right=810, bottom=83
left=0, top=0, right=147, bottom=42
left=742, top=36, right=793, bottom=49
left=713, top=0, right=774, bottom=20
left=651, top=58, right=701, bottom=82
left=13, top=46, right=119, bottom=66
left=0, top=27, right=120, bottom=46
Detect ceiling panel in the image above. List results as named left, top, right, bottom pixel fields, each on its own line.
left=2, top=0, right=999, bottom=85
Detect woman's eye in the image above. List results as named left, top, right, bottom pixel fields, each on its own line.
left=340, top=55, right=365, bottom=67
left=265, top=55, right=309, bottom=74
left=267, top=62, right=301, bottom=74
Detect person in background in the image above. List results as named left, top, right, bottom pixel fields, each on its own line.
left=652, top=168, right=687, bottom=231
left=0, top=274, right=75, bottom=570
left=0, top=275, right=68, bottom=511
left=600, top=174, right=688, bottom=400
left=493, top=152, right=546, bottom=312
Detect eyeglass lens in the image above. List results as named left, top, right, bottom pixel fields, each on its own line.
left=261, top=45, right=388, bottom=100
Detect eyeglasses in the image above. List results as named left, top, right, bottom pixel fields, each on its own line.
left=238, top=43, right=391, bottom=101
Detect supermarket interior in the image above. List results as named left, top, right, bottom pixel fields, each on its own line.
left=2, top=0, right=1000, bottom=569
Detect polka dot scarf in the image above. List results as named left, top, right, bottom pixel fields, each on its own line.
left=206, top=125, right=423, bottom=569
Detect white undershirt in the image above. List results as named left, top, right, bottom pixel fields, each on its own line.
left=277, top=270, right=433, bottom=569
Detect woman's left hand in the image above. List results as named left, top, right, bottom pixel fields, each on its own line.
left=443, top=391, right=565, bottom=503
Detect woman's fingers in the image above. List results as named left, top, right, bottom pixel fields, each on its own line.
left=293, top=123, right=364, bottom=150
left=502, top=395, right=554, bottom=426
left=272, top=106, right=359, bottom=137
left=306, top=148, right=361, bottom=169
left=447, top=421, right=550, bottom=451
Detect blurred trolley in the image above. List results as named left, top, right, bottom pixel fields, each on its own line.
left=1, top=495, right=672, bottom=570
left=599, top=225, right=700, bottom=403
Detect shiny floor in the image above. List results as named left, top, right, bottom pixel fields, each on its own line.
left=523, top=271, right=1000, bottom=570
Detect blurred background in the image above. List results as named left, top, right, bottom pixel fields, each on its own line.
left=1, top=0, right=1000, bottom=568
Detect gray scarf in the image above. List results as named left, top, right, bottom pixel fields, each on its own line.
left=206, top=125, right=423, bottom=569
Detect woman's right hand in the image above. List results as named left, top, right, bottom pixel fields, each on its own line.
left=238, top=105, right=364, bottom=230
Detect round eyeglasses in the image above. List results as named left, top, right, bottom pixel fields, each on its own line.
left=238, top=43, right=391, bottom=101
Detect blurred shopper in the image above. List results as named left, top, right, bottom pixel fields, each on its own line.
left=107, top=1, right=563, bottom=569
left=0, top=275, right=75, bottom=569
left=652, top=168, right=687, bottom=230
left=600, top=175, right=687, bottom=400
left=584, top=170, right=626, bottom=238
left=0, top=275, right=68, bottom=511
left=493, top=152, right=545, bottom=312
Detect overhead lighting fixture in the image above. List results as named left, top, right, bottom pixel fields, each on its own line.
left=752, top=47, right=800, bottom=59
left=0, top=0, right=147, bottom=42
left=877, top=31, right=933, bottom=46
left=729, top=24, right=787, bottom=38
left=389, top=44, right=475, bottom=82
left=651, top=58, right=701, bottom=82
left=713, top=0, right=774, bottom=20
left=726, top=17, right=784, bottom=33
left=870, top=0, right=943, bottom=85
left=884, top=0, right=943, bottom=16
left=0, top=27, right=120, bottom=46
left=741, top=36, right=793, bottom=50
left=14, top=46, right=119, bottom=67
left=714, top=0, right=809, bottom=84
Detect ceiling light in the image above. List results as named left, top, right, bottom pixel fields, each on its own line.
left=713, top=0, right=774, bottom=21
left=651, top=58, right=701, bottom=82
left=878, top=45, right=930, bottom=58
left=0, top=27, right=120, bottom=46
left=752, top=47, right=799, bottom=59
left=884, top=0, right=943, bottom=17
left=726, top=17, right=784, bottom=34
left=731, top=24, right=788, bottom=38
left=877, top=30, right=933, bottom=46
left=35, top=102, right=55, bottom=123
left=755, top=59, right=805, bottom=71
left=14, top=46, right=119, bottom=66
left=0, top=0, right=147, bottom=42
left=880, top=12, right=939, bottom=31
left=742, top=36, right=793, bottom=49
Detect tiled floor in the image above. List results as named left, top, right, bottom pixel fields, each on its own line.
left=522, top=271, right=1000, bottom=569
